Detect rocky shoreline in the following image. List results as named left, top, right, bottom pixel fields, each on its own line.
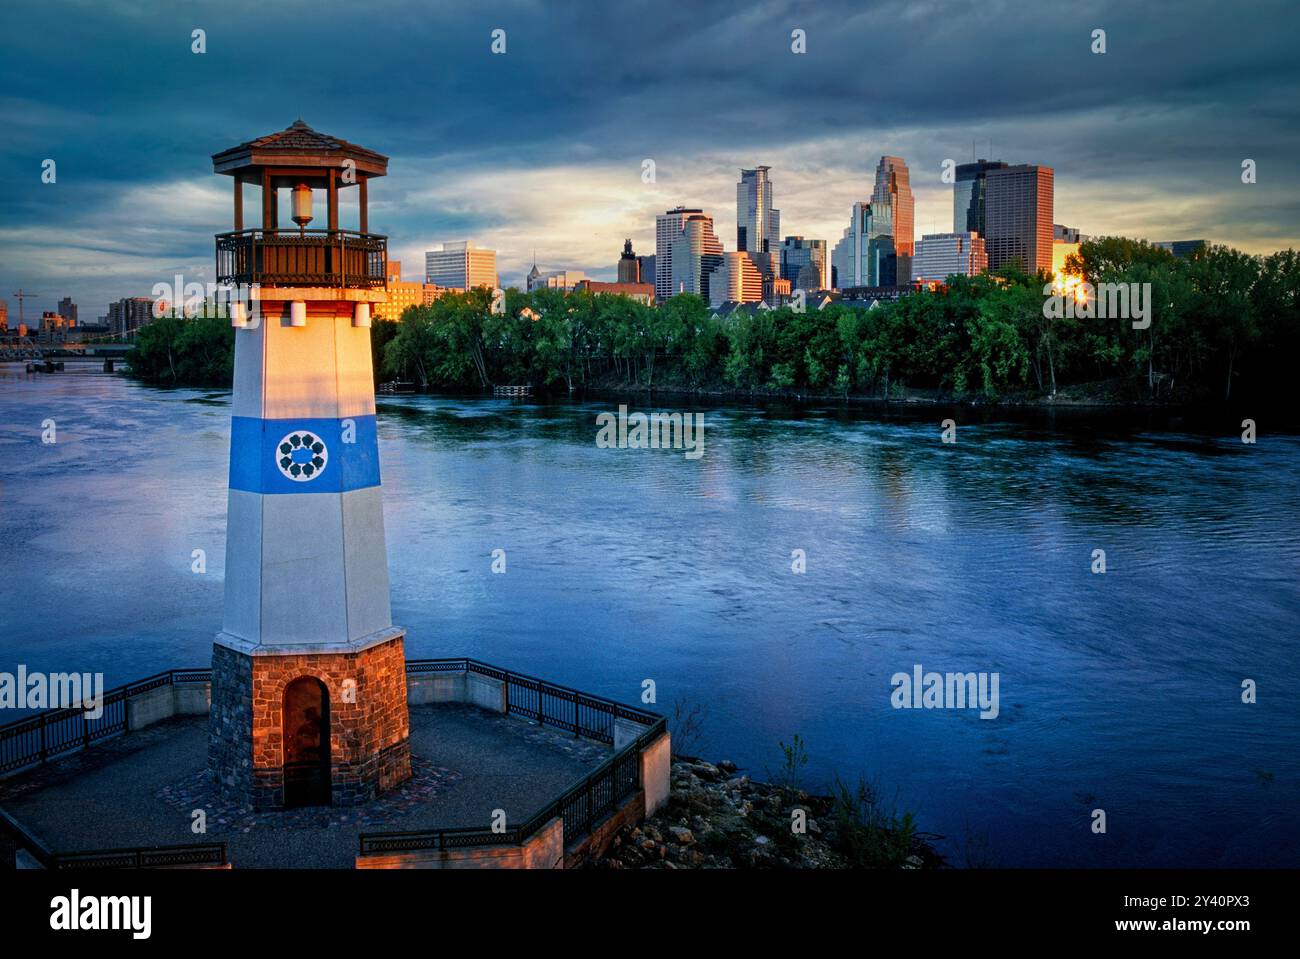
left=590, top=758, right=944, bottom=869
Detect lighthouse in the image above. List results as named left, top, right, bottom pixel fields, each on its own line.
left=207, top=121, right=411, bottom=809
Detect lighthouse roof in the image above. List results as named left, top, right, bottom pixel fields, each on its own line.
left=212, top=120, right=389, bottom=181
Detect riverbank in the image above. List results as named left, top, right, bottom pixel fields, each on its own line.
left=561, top=378, right=1171, bottom=410
left=394, top=375, right=1280, bottom=421
left=588, top=757, right=943, bottom=870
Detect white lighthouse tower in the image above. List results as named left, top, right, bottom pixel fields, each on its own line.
left=207, top=121, right=411, bottom=809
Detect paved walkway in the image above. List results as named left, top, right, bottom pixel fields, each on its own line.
left=0, top=703, right=610, bottom=868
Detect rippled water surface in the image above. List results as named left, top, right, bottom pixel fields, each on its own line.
left=2, top=368, right=1297, bottom=866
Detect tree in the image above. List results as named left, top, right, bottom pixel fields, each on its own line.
left=127, top=314, right=233, bottom=387
left=383, top=309, right=438, bottom=387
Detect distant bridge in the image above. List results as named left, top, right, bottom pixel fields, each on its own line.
left=2, top=344, right=134, bottom=373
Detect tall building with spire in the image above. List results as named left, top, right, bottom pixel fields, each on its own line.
left=736, top=167, right=780, bottom=254
left=871, top=156, right=913, bottom=279
left=617, top=239, right=641, bottom=283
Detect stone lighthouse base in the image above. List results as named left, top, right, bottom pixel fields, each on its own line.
left=208, top=633, right=412, bottom=810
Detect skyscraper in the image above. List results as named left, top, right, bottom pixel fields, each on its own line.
left=1152, top=239, right=1207, bottom=259
left=872, top=156, right=913, bottom=257
left=670, top=213, right=724, bottom=300
left=707, top=252, right=765, bottom=307
left=912, top=232, right=988, bottom=283
left=655, top=207, right=698, bottom=301
left=108, top=296, right=156, bottom=336
left=57, top=296, right=78, bottom=325
left=953, top=160, right=1008, bottom=236
left=736, top=167, right=780, bottom=253
left=984, top=165, right=1054, bottom=273
left=617, top=239, right=640, bottom=284
left=780, top=236, right=829, bottom=291
left=831, top=202, right=897, bottom=288
left=424, top=241, right=498, bottom=289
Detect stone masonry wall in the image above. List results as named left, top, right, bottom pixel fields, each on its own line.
left=209, top=636, right=411, bottom=809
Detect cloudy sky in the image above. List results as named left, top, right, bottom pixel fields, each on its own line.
left=2, top=0, right=1298, bottom=320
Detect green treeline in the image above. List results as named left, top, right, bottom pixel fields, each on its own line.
left=380, top=238, right=1300, bottom=404
left=126, top=314, right=235, bottom=387
left=129, top=238, right=1300, bottom=405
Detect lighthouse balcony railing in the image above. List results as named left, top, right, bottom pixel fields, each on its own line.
left=215, top=228, right=387, bottom=289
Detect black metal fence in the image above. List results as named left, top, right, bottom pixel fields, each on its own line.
left=0, top=808, right=227, bottom=871
left=0, top=668, right=210, bottom=777
left=362, top=659, right=666, bottom=856
left=0, top=669, right=218, bottom=870
left=407, top=657, right=660, bottom=744
left=0, top=658, right=665, bottom=866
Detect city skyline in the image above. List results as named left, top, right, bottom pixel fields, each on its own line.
left=3, top=0, right=1298, bottom=315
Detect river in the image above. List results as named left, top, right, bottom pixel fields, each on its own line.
left=1, top=367, right=1297, bottom=867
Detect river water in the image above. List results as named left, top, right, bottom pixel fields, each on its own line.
left=1, top=367, right=1297, bottom=867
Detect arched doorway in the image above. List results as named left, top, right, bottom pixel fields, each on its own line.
left=283, top=676, right=331, bottom=807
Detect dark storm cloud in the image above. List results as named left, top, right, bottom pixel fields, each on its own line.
left=1, top=0, right=1297, bottom=314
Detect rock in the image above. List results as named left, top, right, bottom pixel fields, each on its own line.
left=586, top=755, right=935, bottom=871
left=744, top=838, right=779, bottom=868
left=667, top=826, right=694, bottom=845
left=618, top=846, right=644, bottom=866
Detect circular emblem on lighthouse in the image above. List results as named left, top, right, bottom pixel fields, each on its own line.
left=276, top=430, right=328, bottom=482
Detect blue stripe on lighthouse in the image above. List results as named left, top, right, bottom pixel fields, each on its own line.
left=229, top=415, right=380, bottom=494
